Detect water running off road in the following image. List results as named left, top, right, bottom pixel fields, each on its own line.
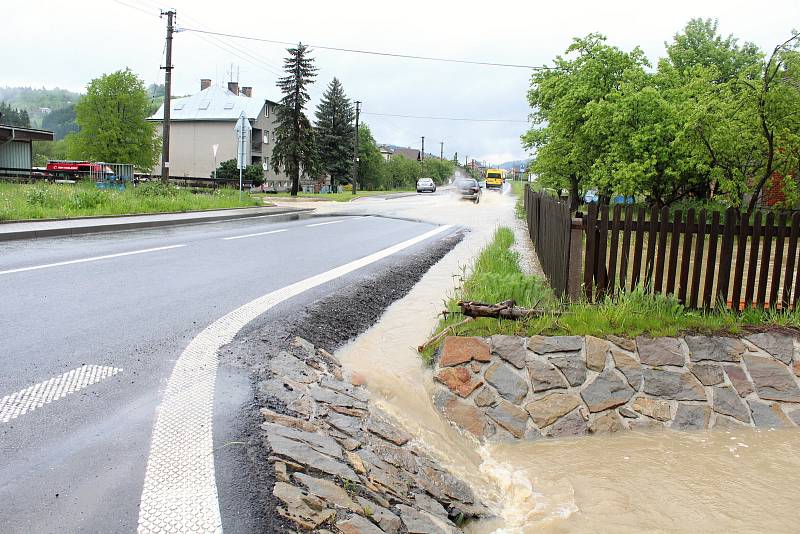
left=329, top=183, right=800, bottom=533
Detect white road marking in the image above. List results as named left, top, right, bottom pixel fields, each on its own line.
left=0, top=244, right=187, bottom=276
left=222, top=229, right=287, bottom=241
left=137, top=224, right=452, bottom=534
left=306, top=219, right=343, bottom=227
left=0, top=365, right=122, bottom=423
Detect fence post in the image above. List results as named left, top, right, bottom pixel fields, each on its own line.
left=567, top=217, right=584, bottom=301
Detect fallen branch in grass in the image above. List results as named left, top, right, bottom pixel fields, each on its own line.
left=418, top=317, right=474, bottom=353
left=458, top=299, right=551, bottom=320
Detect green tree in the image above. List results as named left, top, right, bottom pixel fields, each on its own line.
left=65, top=69, right=160, bottom=169
left=212, top=158, right=263, bottom=184
left=32, top=139, right=68, bottom=166
left=272, top=43, right=318, bottom=196
left=356, top=124, right=384, bottom=190
left=383, top=156, right=420, bottom=189
left=522, top=34, right=649, bottom=210
left=315, top=78, right=354, bottom=192
left=0, top=102, right=31, bottom=127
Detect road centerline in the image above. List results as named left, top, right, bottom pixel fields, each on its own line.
left=137, top=224, right=451, bottom=534
left=222, top=229, right=287, bottom=241
left=306, top=219, right=343, bottom=227
left=0, top=244, right=187, bottom=276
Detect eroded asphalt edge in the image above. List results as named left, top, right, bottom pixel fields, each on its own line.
left=215, top=229, right=466, bottom=533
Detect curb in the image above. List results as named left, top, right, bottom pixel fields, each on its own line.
left=0, top=207, right=315, bottom=242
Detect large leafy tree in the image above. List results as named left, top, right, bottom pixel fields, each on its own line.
left=356, top=124, right=385, bottom=190
left=523, top=34, right=648, bottom=210
left=272, top=43, right=318, bottom=196
left=315, top=78, right=354, bottom=192
left=65, top=69, right=159, bottom=169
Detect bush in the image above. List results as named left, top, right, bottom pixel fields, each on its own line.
left=68, top=188, right=107, bottom=210
left=25, top=186, right=55, bottom=207
left=134, top=181, right=180, bottom=198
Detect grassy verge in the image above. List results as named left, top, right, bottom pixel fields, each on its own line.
left=260, top=189, right=413, bottom=202
left=509, top=180, right=527, bottom=219
left=421, top=226, right=800, bottom=363
left=0, top=181, right=261, bottom=221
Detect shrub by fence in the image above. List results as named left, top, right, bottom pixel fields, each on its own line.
left=523, top=185, right=800, bottom=310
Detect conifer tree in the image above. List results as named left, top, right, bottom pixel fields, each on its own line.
left=314, top=78, right=354, bottom=192
left=272, top=43, right=318, bottom=196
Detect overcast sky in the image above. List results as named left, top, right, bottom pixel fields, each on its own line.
left=4, top=0, right=798, bottom=164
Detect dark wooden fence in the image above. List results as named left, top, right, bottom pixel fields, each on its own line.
left=584, top=204, right=800, bottom=310
left=524, top=188, right=576, bottom=297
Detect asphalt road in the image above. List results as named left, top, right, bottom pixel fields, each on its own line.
left=0, top=203, right=457, bottom=533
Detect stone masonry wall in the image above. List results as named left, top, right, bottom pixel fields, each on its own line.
left=433, top=333, right=800, bottom=440
left=262, top=337, right=489, bottom=533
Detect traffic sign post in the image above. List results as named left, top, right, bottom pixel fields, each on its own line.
left=234, top=112, right=252, bottom=200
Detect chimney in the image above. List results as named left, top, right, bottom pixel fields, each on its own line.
left=227, top=82, right=239, bottom=95
left=200, top=78, right=211, bottom=90
left=241, top=86, right=252, bottom=97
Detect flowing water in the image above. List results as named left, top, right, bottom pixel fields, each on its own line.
left=327, top=183, right=800, bottom=533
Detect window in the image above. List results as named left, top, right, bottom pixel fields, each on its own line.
left=198, top=100, right=210, bottom=110
left=223, top=102, right=234, bottom=110
left=263, top=130, right=269, bottom=144
left=262, top=157, right=269, bottom=170
left=265, top=104, right=270, bottom=118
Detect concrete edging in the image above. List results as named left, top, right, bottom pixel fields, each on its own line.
left=0, top=207, right=314, bottom=242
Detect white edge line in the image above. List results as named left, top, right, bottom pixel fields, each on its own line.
left=0, top=244, right=187, bottom=276
left=222, top=229, right=288, bottom=241
left=137, top=223, right=452, bottom=532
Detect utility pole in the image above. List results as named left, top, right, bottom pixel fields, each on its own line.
left=421, top=136, right=425, bottom=161
left=160, top=9, right=176, bottom=184
left=439, top=141, right=443, bottom=160
left=352, top=100, right=361, bottom=195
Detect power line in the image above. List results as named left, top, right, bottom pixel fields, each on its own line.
left=110, top=0, right=160, bottom=18
left=176, top=27, right=552, bottom=70
left=361, top=111, right=529, bottom=123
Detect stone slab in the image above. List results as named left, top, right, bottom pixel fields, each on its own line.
left=747, top=400, right=793, bottom=428
left=724, top=364, right=754, bottom=397
left=672, top=403, right=711, bottom=430
left=491, top=335, right=528, bottom=368
left=580, top=369, right=635, bottom=412
left=636, top=337, right=687, bottom=366
left=745, top=332, right=795, bottom=365
left=486, top=399, right=530, bottom=438
left=712, top=386, right=751, bottom=423
left=529, top=335, right=583, bottom=354
left=612, top=349, right=643, bottom=389
left=690, top=362, right=724, bottom=386
left=686, top=336, right=745, bottom=363
left=549, top=352, right=587, bottom=387
left=440, top=336, right=491, bottom=367
left=548, top=411, right=588, bottom=437
left=585, top=335, right=610, bottom=371
left=484, top=361, right=529, bottom=404
left=526, top=358, right=568, bottom=392
left=743, top=353, right=800, bottom=402
left=525, top=393, right=581, bottom=428
left=642, top=368, right=706, bottom=401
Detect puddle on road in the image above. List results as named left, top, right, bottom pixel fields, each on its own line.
left=333, top=182, right=800, bottom=533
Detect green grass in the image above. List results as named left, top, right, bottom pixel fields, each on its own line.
left=421, top=226, right=800, bottom=363
left=260, top=189, right=412, bottom=202
left=510, top=180, right=527, bottom=219
left=0, top=181, right=261, bottom=221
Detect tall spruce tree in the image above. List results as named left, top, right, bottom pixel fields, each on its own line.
left=272, top=43, right=318, bottom=196
left=314, top=78, right=355, bottom=192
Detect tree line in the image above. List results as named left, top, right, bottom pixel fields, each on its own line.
left=271, top=43, right=454, bottom=195
left=524, top=19, right=800, bottom=215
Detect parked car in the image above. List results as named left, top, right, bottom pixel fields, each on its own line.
left=455, top=178, right=481, bottom=204
left=416, top=177, right=436, bottom=193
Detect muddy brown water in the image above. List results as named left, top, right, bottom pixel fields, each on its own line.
left=327, top=183, right=800, bottom=533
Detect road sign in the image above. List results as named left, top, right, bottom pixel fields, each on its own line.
left=234, top=112, right=252, bottom=170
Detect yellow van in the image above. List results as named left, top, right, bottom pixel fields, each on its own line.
left=485, top=169, right=505, bottom=189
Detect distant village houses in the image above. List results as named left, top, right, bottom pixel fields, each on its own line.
left=148, top=79, right=299, bottom=191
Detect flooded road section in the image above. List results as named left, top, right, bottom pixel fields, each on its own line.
left=328, top=183, right=800, bottom=533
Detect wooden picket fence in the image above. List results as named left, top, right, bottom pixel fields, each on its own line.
left=524, top=188, right=576, bottom=298
left=584, top=203, right=800, bottom=310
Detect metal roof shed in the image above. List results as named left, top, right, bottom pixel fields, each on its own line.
left=0, top=125, right=55, bottom=177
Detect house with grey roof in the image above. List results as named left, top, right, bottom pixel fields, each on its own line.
left=149, top=79, right=293, bottom=190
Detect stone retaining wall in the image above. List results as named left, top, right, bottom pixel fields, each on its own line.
left=261, top=337, right=488, bottom=533
left=432, top=332, right=800, bottom=440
